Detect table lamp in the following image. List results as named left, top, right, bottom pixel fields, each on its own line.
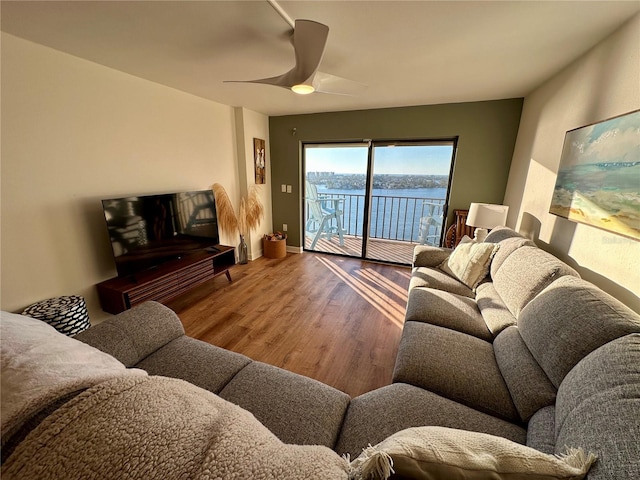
left=467, top=203, right=509, bottom=242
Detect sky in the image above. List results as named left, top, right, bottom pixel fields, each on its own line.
left=305, top=144, right=454, bottom=175
left=561, top=110, right=639, bottom=167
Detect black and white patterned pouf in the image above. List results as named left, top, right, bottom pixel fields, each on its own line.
left=22, top=295, right=91, bottom=337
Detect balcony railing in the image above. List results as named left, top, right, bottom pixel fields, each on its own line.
left=307, top=193, right=446, bottom=246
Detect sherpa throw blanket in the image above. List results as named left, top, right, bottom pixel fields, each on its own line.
left=2, top=375, right=349, bottom=480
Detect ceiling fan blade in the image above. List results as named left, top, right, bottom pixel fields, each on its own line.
left=313, top=71, right=368, bottom=96
left=288, top=19, right=329, bottom=84
left=225, top=16, right=363, bottom=96
left=224, top=75, right=291, bottom=89
left=224, top=19, right=328, bottom=89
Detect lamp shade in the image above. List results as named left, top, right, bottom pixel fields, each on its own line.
left=467, top=203, right=509, bottom=229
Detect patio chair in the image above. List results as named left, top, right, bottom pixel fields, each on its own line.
left=418, top=201, right=443, bottom=245
left=305, top=183, right=346, bottom=250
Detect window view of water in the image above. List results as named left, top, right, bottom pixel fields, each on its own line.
left=313, top=177, right=447, bottom=242
left=304, top=142, right=455, bottom=258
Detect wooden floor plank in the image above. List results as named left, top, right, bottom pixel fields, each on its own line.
left=165, top=251, right=410, bottom=397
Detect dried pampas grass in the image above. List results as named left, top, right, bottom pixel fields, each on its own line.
left=212, top=183, right=238, bottom=234
left=212, top=183, right=264, bottom=237
left=239, top=186, right=265, bottom=236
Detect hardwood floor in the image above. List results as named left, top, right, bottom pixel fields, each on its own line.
left=165, top=251, right=411, bottom=397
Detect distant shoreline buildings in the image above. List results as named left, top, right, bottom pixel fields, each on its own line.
left=307, top=172, right=449, bottom=190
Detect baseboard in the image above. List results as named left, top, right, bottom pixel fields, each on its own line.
left=250, top=246, right=301, bottom=259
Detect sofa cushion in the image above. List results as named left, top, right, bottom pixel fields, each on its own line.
left=135, top=336, right=251, bottom=394
left=413, top=245, right=452, bottom=268
left=334, top=383, right=526, bottom=459
left=492, top=246, right=579, bottom=318
left=404, top=287, right=492, bottom=341
left=493, top=326, right=557, bottom=421
left=526, top=406, right=556, bottom=454
left=74, top=301, right=185, bottom=367
left=475, top=282, right=516, bottom=335
left=488, top=236, right=536, bottom=279
left=409, top=266, right=474, bottom=297
left=393, top=322, right=519, bottom=421
left=438, top=237, right=499, bottom=290
left=350, top=426, right=596, bottom=480
left=519, top=276, right=640, bottom=388
left=555, top=334, right=640, bottom=480
left=483, top=225, right=528, bottom=243
left=219, top=361, right=350, bottom=448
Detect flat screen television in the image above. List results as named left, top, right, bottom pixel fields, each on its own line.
left=102, top=190, right=220, bottom=277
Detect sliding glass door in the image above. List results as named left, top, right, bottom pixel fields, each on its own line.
left=303, top=140, right=455, bottom=265
left=366, top=141, right=454, bottom=263
left=304, top=143, right=369, bottom=257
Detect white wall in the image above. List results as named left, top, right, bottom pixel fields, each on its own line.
left=1, top=33, right=269, bottom=321
left=504, top=14, right=640, bottom=312
left=233, top=107, right=272, bottom=260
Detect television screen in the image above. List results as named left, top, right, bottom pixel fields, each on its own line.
left=102, top=190, right=220, bottom=277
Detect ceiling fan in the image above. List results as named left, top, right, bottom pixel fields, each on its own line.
left=225, top=0, right=366, bottom=96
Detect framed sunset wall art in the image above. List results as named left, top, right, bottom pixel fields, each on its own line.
left=549, top=109, right=640, bottom=241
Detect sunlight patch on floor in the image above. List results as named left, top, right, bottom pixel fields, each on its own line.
left=316, top=256, right=405, bottom=329
left=356, top=267, right=408, bottom=304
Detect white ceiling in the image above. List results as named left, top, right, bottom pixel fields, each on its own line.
left=2, top=1, right=639, bottom=116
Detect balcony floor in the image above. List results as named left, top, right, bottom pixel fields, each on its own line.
left=304, top=233, right=417, bottom=265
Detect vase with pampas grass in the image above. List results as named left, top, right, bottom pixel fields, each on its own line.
left=212, top=183, right=264, bottom=264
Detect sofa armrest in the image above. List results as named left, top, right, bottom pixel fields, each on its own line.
left=413, top=245, right=452, bottom=268
left=74, top=301, right=185, bottom=367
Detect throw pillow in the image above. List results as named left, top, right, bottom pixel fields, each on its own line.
left=349, top=426, right=596, bottom=480
left=439, top=236, right=499, bottom=290
left=0, top=311, right=146, bottom=442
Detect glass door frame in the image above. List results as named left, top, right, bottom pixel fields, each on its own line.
left=302, top=137, right=458, bottom=265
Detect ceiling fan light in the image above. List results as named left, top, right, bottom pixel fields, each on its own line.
left=291, top=84, right=315, bottom=95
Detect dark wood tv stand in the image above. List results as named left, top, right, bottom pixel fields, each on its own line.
left=97, top=245, right=235, bottom=314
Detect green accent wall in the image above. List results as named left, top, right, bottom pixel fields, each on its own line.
left=269, top=99, right=523, bottom=247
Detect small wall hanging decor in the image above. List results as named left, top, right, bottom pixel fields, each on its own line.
left=550, top=109, right=640, bottom=240
left=254, top=138, right=266, bottom=184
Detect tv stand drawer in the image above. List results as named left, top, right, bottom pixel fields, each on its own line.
left=97, top=246, right=235, bottom=314
left=127, top=272, right=179, bottom=307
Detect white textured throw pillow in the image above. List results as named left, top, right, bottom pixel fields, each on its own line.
left=349, top=426, right=597, bottom=480
left=439, top=236, right=499, bottom=289
left=0, top=311, right=146, bottom=440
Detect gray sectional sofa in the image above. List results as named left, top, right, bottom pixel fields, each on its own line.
left=379, top=226, right=640, bottom=480
left=4, top=226, right=639, bottom=479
